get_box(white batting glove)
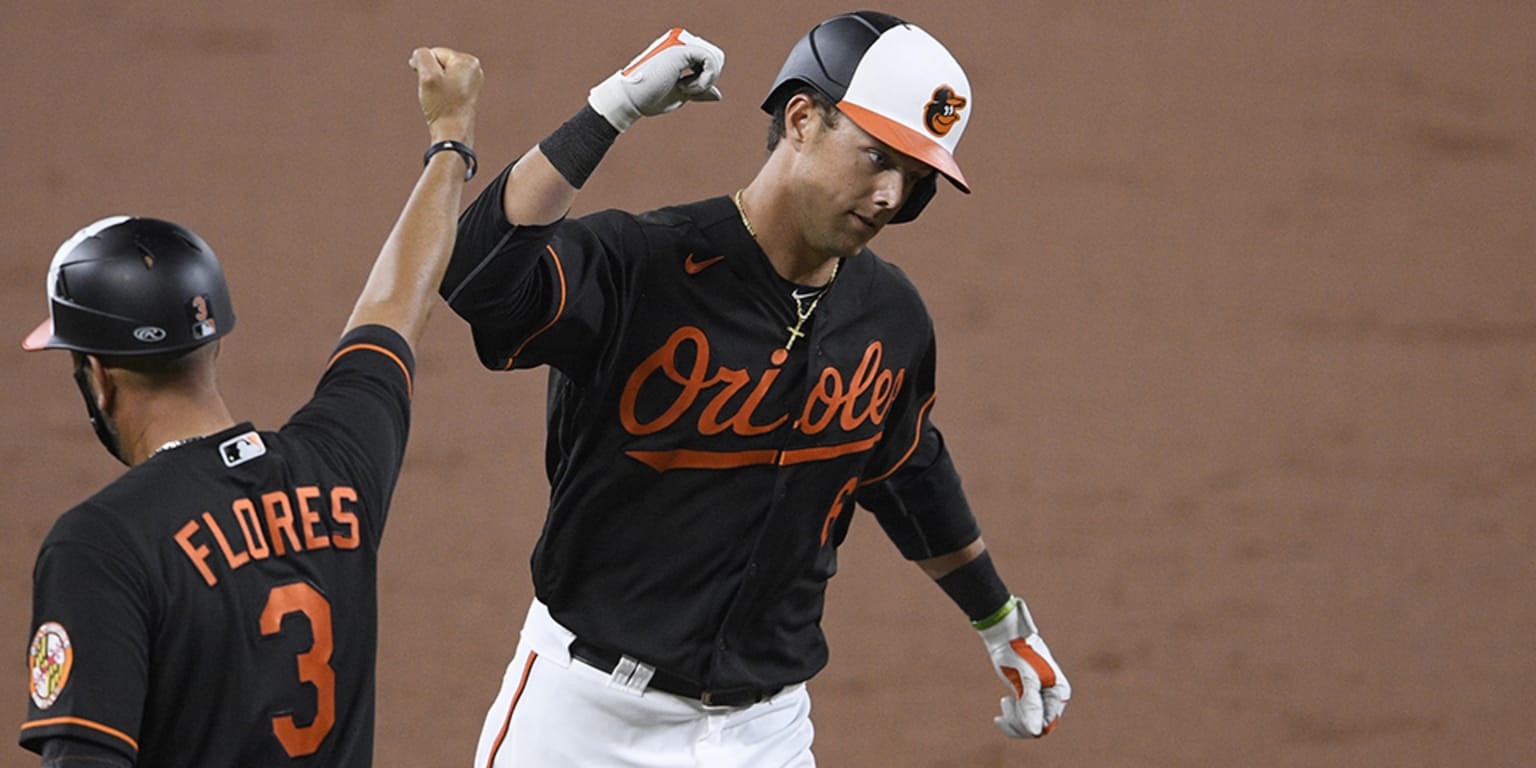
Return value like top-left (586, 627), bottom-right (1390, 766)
top-left (975, 596), bottom-right (1071, 738)
top-left (587, 28), bottom-right (725, 132)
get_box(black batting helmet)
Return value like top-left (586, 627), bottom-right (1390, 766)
top-left (22, 216), bottom-right (236, 356)
top-left (762, 11), bottom-right (973, 223)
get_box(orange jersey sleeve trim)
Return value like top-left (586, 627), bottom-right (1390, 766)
top-left (859, 393), bottom-right (937, 487)
top-left (20, 715), bottom-right (139, 752)
top-left (327, 342), bottom-right (414, 398)
top-left (504, 244), bottom-right (568, 370)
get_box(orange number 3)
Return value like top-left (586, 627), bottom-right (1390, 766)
top-left (259, 582), bottom-right (335, 757)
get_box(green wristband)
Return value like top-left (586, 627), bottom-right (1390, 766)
top-left (969, 596), bottom-right (1017, 631)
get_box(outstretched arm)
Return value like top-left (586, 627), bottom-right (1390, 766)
top-left (501, 28), bottom-right (724, 226)
top-left (344, 46), bottom-right (483, 348)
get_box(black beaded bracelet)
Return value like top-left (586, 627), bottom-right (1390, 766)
top-left (423, 140), bottom-right (477, 181)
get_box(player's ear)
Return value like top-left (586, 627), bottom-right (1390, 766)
top-left (782, 93), bottom-right (821, 148)
top-left (84, 355), bottom-right (117, 414)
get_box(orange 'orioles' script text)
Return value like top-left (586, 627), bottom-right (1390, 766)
top-left (618, 326), bottom-right (905, 472)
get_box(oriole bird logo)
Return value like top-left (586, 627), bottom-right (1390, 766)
top-left (924, 85), bottom-right (967, 137)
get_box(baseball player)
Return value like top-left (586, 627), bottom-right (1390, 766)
top-left (17, 48), bottom-right (481, 767)
top-left (441, 12), bottom-right (1070, 765)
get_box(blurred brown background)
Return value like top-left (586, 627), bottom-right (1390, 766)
top-left (3, 2), bottom-right (1532, 766)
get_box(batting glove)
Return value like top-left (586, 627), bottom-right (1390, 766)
top-left (588, 28), bottom-right (725, 132)
top-left (975, 596), bottom-right (1071, 738)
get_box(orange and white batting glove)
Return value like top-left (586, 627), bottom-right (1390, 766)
top-left (588, 28), bottom-right (725, 132)
top-left (974, 595), bottom-right (1071, 738)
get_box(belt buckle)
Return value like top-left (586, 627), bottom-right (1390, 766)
top-left (699, 687), bottom-right (765, 708)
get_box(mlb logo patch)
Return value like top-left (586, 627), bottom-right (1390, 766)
top-left (221, 431), bottom-right (266, 467)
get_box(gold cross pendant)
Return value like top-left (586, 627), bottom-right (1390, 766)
top-left (784, 322), bottom-right (808, 350)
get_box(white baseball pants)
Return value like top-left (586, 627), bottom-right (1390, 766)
top-left (472, 599), bottom-right (816, 767)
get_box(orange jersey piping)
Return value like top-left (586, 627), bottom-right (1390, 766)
top-left (859, 393), bottom-right (937, 487)
top-left (327, 342), bottom-right (414, 399)
top-left (20, 715), bottom-right (138, 752)
top-left (504, 244), bottom-right (568, 370)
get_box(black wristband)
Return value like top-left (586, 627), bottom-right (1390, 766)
top-left (934, 550), bottom-right (1013, 623)
top-left (538, 105), bottom-right (619, 189)
top-left (424, 140), bottom-right (478, 181)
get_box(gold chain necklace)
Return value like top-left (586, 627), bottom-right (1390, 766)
top-left (733, 188), bottom-right (757, 238)
top-left (784, 259), bottom-right (840, 350)
top-left (733, 189), bottom-right (841, 350)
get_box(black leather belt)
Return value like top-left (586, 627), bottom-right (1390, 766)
top-left (568, 638), bottom-right (780, 707)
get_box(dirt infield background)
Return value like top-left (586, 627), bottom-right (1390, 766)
top-left (3, 2), bottom-right (1533, 766)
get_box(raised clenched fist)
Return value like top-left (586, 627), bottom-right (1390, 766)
top-left (587, 28), bottom-right (725, 132)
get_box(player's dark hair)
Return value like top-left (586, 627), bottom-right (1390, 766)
top-left (71, 343), bottom-right (212, 384)
top-left (765, 87), bottom-right (840, 151)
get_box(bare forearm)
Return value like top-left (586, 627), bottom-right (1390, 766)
top-left (345, 153), bottom-right (469, 346)
top-left (501, 145), bottom-right (581, 226)
top-left (503, 101), bottom-right (624, 226)
top-left (344, 47), bottom-right (480, 348)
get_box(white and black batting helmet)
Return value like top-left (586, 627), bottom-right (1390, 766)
top-left (762, 11), bottom-right (972, 223)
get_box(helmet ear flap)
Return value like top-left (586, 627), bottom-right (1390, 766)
top-left (891, 173), bottom-right (937, 224)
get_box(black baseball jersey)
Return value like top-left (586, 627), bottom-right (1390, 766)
top-left (441, 168), bottom-right (980, 695)
top-left (20, 324), bottom-right (414, 767)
